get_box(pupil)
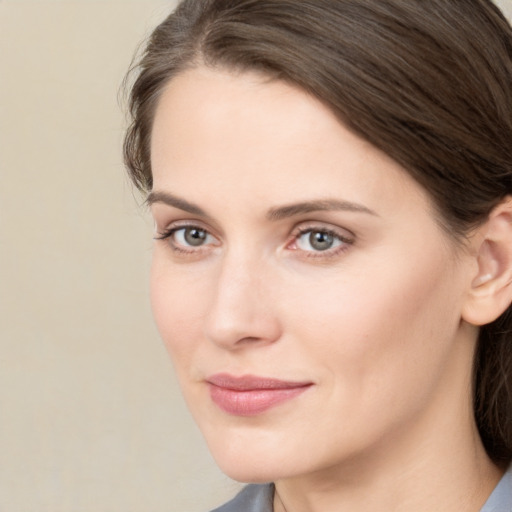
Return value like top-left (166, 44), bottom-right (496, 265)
top-left (310, 231), bottom-right (333, 251)
top-left (185, 228), bottom-right (207, 246)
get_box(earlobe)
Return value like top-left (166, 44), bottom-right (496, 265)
top-left (462, 197), bottom-right (512, 326)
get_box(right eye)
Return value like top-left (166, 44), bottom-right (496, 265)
top-left (174, 227), bottom-right (211, 247)
top-left (155, 225), bottom-right (219, 252)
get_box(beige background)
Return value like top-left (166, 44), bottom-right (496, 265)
top-left (1, 1), bottom-right (512, 511)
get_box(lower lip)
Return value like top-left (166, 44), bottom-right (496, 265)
top-left (208, 384), bottom-right (311, 416)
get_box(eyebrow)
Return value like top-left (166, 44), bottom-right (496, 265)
top-left (147, 190), bottom-right (377, 220)
top-left (146, 191), bottom-right (208, 216)
top-left (266, 199), bottom-right (378, 221)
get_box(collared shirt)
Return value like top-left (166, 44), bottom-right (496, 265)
top-left (481, 466), bottom-right (512, 512)
top-left (211, 466), bottom-right (512, 512)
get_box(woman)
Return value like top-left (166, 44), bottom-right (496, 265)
top-left (124, 1), bottom-right (512, 510)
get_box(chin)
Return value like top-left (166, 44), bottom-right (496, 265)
top-left (201, 427), bottom-right (298, 483)
top-left (219, 464), bottom-right (276, 484)
top-left (213, 453), bottom-right (288, 484)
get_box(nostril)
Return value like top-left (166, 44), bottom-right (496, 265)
top-left (204, 305), bottom-right (282, 349)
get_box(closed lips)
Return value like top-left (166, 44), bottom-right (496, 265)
top-left (206, 374), bottom-right (313, 416)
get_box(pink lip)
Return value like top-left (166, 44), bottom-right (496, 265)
top-left (206, 374), bottom-right (313, 416)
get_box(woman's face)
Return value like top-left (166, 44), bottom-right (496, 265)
top-left (149, 67), bottom-right (478, 482)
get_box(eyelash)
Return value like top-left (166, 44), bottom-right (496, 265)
top-left (154, 224), bottom-right (216, 255)
top-left (154, 223), bottom-right (354, 258)
top-left (291, 226), bottom-right (354, 258)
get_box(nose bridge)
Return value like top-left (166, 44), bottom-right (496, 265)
top-left (204, 245), bottom-right (280, 348)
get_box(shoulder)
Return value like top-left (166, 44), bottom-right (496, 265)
top-left (210, 484), bottom-right (274, 512)
top-left (480, 465), bottom-right (512, 512)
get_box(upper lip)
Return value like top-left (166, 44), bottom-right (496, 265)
top-left (206, 373), bottom-right (313, 391)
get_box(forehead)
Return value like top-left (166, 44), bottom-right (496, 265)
top-left (151, 66), bottom-right (349, 168)
top-left (150, 66), bottom-right (430, 219)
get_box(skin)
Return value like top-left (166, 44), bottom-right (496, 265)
top-left (149, 66), bottom-right (502, 512)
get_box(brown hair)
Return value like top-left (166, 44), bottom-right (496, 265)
top-left (124, 0), bottom-right (512, 463)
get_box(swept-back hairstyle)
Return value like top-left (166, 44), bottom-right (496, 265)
top-left (124, 0), bottom-right (512, 463)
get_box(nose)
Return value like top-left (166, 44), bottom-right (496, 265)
top-left (203, 252), bottom-right (282, 349)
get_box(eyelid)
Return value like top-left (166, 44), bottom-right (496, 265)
top-left (154, 218), bottom-right (216, 238)
top-left (286, 221), bottom-right (355, 257)
top-left (154, 221), bottom-right (221, 254)
top-left (290, 221), bottom-right (355, 241)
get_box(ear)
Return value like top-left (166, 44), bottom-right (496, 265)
top-left (462, 197), bottom-right (512, 326)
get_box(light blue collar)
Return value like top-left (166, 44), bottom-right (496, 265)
top-left (480, 465), bottom-right (512, 512)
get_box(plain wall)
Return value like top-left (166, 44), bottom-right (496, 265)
top-left (0, 2), bottom-right (238, 511)
top-left (1, 1), bottom-right (512, 511)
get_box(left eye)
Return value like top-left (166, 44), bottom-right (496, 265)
top-left (295, 230), bottom-right (344, 252)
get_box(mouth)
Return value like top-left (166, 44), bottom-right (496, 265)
top-left (206, 373), bottom-right (313, 416)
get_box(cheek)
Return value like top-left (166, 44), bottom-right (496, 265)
top-left (284, 249), bottom-right (464, 412)
top-left (150, 255), bottom-right (207, 366)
